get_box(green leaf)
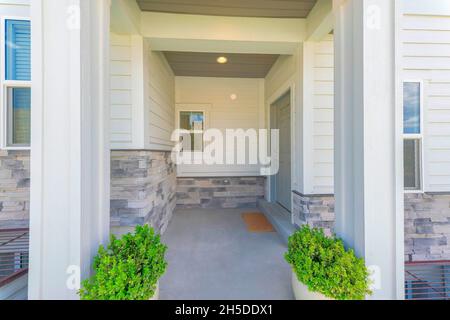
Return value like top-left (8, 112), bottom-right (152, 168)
top-left (79, 225), bottom-right (168, 300)
top-left (285, 225), bottom-right (372, 300)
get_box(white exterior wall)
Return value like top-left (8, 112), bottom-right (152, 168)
top-left (309, 8), bottom-right (450, 196)
top-left (264, 40), bottom-right (335, 196)
top-left (312, 35), bottom-right (334, 194)
top-left (175, 76), bottom-right (265, 177)
top-left (109, 35), bottom-right (175, 151)
top-left (401, 9), bottom-right (450, 192)
top-left (144, 42), bottom-right (175, 151)
top-left (110, 33), bottom-right (133, 148)
top-left (0, 0), bottom-right (28, 16)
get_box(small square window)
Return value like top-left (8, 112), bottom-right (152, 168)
top-left (180, 111), bottom-right (204, 131)
top-left (179, 111), bottom-right (204, 152)
top-left (6, 87), bottom-right (31, 147)
top-left (404, 139), bottom-right (421, 191)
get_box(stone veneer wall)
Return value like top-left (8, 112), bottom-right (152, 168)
top-left (176, 177), bottom-right (266, 209)
top-left (293, 191), bottom-right (450, 262)
top-left (292, 192), bottom-right (335, 237)
top-left (405, 193), bottom-right (450, 262)
top-left (110, 151), bottom-right (176, 234)
top-left (0, 150), bottom-right (30, 229)
top-left (2, 148), bottom-right (449, 262)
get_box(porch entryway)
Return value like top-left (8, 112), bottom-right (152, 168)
top-left (160, 208), bottom-right (294, 300)
top-left (25, 0), bottom-right (407, 300)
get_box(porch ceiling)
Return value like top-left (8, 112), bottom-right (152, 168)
top-left (163, 51), bottom-right (279, 78)
top-left (137, 0), bottom-right (318, 18)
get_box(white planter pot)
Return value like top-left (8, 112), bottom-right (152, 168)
top-left (292, 272), bottom-right (333, 300)
top-left (149, 282), bottom-right (159, 300)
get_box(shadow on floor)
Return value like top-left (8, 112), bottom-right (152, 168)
top-left (160, 208), bottom-right (294, 300)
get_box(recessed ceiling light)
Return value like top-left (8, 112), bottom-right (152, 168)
top-left (230, 94), bottom-right (237, 101)
top-left (217, 56), bottom-right (228, 64)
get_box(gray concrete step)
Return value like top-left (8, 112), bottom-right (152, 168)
top-left (258, 200), bottom-right (297, 246)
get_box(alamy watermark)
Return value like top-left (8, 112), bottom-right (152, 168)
top-left (171, 128), bottom-right (280, 176)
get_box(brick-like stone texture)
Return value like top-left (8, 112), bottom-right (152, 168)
top-left (293, 192), bottom-right (450, 262)
top-left (177, 177), bottom-right (266, 209)
top-left (0, 150), bottom-right (30, 229)
top-left (1, 147), bottom-right (449, 263)
top-left (292, 192), bottom-right (335, 237)
top-left (111, 151), bottom-right (176, 234)
top-left (405, 193), bottom-right (450, 262)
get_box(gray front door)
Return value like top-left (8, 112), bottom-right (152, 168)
top-left (274, 94), bottom-right (291, 211)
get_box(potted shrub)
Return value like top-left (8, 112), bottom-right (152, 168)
top-left (285, 225), bottom-right (372, 300)
top-left (79, 225), bottom-right (167, 300)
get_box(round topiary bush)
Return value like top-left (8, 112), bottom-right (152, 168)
top-left (285, 225), bottom-right (372, 300)
top-left (79, 225), bottom-right (167, 300)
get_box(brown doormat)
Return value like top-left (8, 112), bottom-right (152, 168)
top-left (242, 212), bottom-right (275, 233)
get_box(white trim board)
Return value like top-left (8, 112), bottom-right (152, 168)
top-left (403, 0), bottom-right (450, 16)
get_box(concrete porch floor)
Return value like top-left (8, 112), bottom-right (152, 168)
top-left (160, 208), bottom-right (294, 300)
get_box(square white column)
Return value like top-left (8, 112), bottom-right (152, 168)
top-left (28, 0), bottom-right (111, 300)
top-left (333, 0), bottom-right (405, 300)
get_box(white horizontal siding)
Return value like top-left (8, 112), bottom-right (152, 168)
top-left (176, 77), bottom-right (262, 131)
top-left (110, 33), bottom-right (133, 148)
top-left (145, 43), bottom-right (175, 151)
top-left (175, 77), bottom-right (264, 177)
top-left (0, 1), bottom-right (29, 17)
top-left (403, 0), bottom-right (450, 17)
top-left (402, 13), bottom-right (450, 192)
top-left (313, 35), bottom-right (334, 194)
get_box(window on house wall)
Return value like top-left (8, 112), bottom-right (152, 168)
top-left (179, 111), bottom-right (204, 152)
top-left (2, 19), bottom-right (31, 148)
top-left (403, 81), bottom-right (423, 191)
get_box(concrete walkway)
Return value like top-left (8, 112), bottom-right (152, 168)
top-left (160, 208), bottom-right (294, 300)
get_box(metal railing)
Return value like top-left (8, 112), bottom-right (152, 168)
top-left (0, 229), bottom-right (29, 288)
top-left (405, 260), bottom-right (450, 300)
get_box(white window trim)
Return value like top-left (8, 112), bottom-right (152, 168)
top-left (175, 104), bottom-right (211, 159)
top-left (0, 16), bottom-right (31, 151)
top-left (403, 79), bottom-right (425, 194)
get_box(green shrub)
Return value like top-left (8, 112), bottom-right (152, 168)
top-left (79, 225), bottom-right (167, 300)
top-left (285, 225), bottom-right (372, 300)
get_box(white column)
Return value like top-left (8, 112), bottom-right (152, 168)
top-left (333, 0), bottom-right (404, 299)
top-left (28, 0), bottom-right (111, 300)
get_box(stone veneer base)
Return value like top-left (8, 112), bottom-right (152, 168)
top-left (405, 193), bottom-right (450, 262)
top-left (176, 177), bottom-right (266, 209)
top-left (110, 150), bottom-right (176, 234)
top-left (0, 150), bottom-right (30, 229)
top-left (1, 148), bottom-right (449, 262)
top-left (293, 191), bottom-right (450, 262)
top-left (292, 192), bottom-right (335, 237)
